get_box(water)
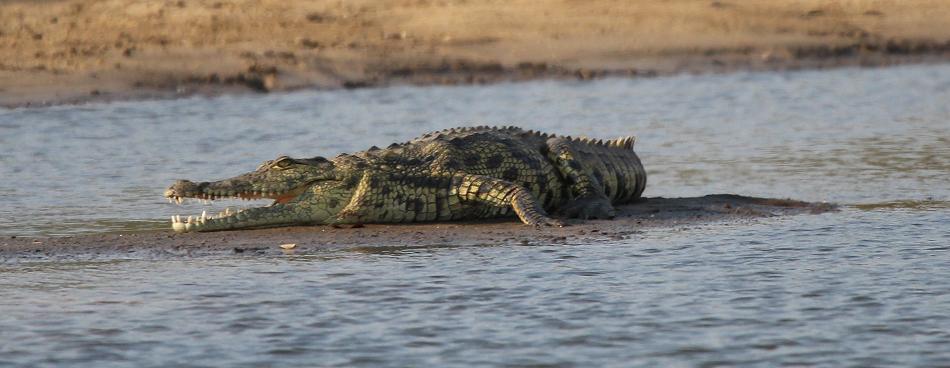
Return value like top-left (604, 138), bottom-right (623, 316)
top-left (1, 64), bottom-right (949, 366)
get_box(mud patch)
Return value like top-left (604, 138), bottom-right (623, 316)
top-left (0, 195), bottom-right (837, 262)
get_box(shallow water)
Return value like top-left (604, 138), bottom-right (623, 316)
top-left (1, 64), bottom-right (950, 366)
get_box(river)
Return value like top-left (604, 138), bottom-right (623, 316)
top-left (1, 64), bottom-right (948, 366)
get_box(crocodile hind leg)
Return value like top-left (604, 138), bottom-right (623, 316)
top-left (545, 137), bottom-right (616, 219)
top-left (453, 174), bottom-right (564, 227)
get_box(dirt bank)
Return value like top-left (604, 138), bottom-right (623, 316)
top-left (0, 195), bottom-right (836, 262)
top-left (2, 0), bottom-right (950, 108)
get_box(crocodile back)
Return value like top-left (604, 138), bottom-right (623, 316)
top-left (394, 125), bottom-right (646, 206)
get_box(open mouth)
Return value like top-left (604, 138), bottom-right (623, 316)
top-left (164, 185), bottom-right (309, 230)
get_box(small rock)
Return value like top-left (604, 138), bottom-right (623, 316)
top-left (261, 73), bottom-right (278, 91)
top-left (342, 80), bottom-right (371, 89)
top-left (305, 12), bottom-right (335, 23)
top-left (802, 9), bottom-right (824, 18)
top-left (297, 38), bottom-right (322, 49)
top-left (385, 31), bottom-right (407, 40)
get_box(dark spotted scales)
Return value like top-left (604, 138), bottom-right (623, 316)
top-left (335, 125), bottom-right (647, 226)
top-left (165, 125), bottom-right (646, 232)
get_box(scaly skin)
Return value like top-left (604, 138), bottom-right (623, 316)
top-left (164, 126), bottom-right (647, 232)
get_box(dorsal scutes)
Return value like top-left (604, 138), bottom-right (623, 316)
top-left (570, 135), bottom-right (631, 148)
top-left (565, 135), bottom-right (637, 149)
top-left (403, 126), bottom-right (635, 151)
top-left (611, 136), bottom-right (635, 149)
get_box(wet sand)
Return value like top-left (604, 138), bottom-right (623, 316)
top-left (3, 0), bottom-right (950, 108)
top-left (0, 195), bottom-right (836, 262)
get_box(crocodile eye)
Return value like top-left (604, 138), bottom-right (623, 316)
top-left (272, 157), bottom-right (294, 169)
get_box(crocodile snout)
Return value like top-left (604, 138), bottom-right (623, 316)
top-left (164, 180), bottom-right (203, 198)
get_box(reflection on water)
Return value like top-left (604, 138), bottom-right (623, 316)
top-left (852, 199), bottom-right (950, 211)
top-left (1, 64), bottom-right (948, 236)
top-left (1, 64), bottom-right (950, 366)
top-left (348, 243), bottom-right (499, 255)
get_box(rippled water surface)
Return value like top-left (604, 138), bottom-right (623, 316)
top-left (2, 64), bottom-right (950, 366)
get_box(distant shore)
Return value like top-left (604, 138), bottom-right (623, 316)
top-left (2, 0), bottom-right (950, 108)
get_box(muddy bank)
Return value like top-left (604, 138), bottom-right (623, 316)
top-left (2, 0), bottom-right (950, 108)
top-left (0, 195), bottom-right (836, 262)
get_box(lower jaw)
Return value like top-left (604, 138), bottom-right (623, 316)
top-left (171, 217), bottom-right (262, 233)
top-left (171, 215), bottom-right (234, 232)
top-left (170, 207), bottom-right (311, 232)
top-left (170, 205), bottom-right (272, 232)
top-left (168, 192), bottom-right (301, 232)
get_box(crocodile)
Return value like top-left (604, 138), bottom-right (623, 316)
top-left (163, 126), bottom-right (647, 232)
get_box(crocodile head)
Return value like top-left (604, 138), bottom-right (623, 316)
top-left (164, 155), bottom-right (351, 232)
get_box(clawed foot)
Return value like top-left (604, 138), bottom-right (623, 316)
top-left (541, 217), bottom-right (567, 228)
top-left (331, 208), bottom-right (364, 227)
top-left (525, 215), bottom-right (567, 228)
top-left (331, 223), bottom-right (364, 229)
top-left (558, 196), bottom-right (616, 220)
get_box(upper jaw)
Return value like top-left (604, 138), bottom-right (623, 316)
top-left (164, 179), bottom-right (298, 203)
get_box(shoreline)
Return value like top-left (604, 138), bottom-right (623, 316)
top-left (6, 53), bottom-right (950, 109)
top-left (3, 0), bottom-right (950, 108)
top-left (0, 195), bottom-right (837, 262)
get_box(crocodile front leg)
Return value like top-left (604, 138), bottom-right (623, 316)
top-left (333, 170), bottom-right (375, 225)
top-left (453, 173), bottom-right (564, 227)
top-left (333, 170), bottom-right (457, 224)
